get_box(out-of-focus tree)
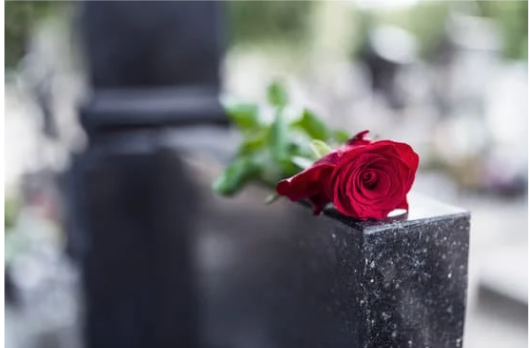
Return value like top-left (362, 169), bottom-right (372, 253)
top-left (370, 1), bottom-right (451, 59)
top-left (349, 0), bottom-right (528, 61)
top-left (5, 0), bottom-right (64, 69)
top-left (227, 1), bottom-right (315, 50)
top-left (406, 1), bottom-right (451, 59)
top-left (5, 197), bottom-right (19, 230)
top-left (477, 0), bottom-right (528, 60)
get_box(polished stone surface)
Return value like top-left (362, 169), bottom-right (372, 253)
top-left (192, 161), bottom-right (471, 348)
top-left (344, 195), bottom-right (469, 348)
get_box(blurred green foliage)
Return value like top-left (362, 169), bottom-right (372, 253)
top-left (5, 0), bottom-right (63, 69)
top-left (5, 197), bottom-right (20, 231)
top-left (5, 1), bottom-right (527, 70)
top-left (361, 1), bottom-right (527, 61)
top-left (213, 81), bottom-right (349, 197)
top-left (227, 0), bottom-right (527, 61)
top-left (478, 0), bottom-right (528, 60)
top-left (349, 2), bottom-right (450, 62)
top-left (392, 1), bottom-right (451, 59)
top-left (226, 1), bottom-right (314, 49)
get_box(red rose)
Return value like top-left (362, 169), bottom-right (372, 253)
top-left (276, 131), bottom-right (419, 220)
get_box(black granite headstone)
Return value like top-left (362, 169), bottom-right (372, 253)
top-left (325, 195), bottom-right (469, 348)
top-left (72, 2), bottom-right (225, 348)
top-left (192, 169), bottom-right (470, 348)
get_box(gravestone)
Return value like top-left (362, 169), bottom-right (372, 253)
top-left (73, 2), bottom-right (225, 348)
top-left (191, 163), bottom-right (470, 348)
top-left (71, 1), bottom-right (470, 348)
top-left (78, 1), bottom-right (223, 89)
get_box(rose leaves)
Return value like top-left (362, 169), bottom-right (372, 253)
top-left (214, 80), bottom-right (420, 221)
top-left (214, 80), bottom-right (349, 196)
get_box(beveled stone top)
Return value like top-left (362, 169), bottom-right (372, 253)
top-left (323, 192), bottom-right (470, 233)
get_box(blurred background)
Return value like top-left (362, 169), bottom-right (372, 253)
top-left (4, 1), bottom-right (528, 348)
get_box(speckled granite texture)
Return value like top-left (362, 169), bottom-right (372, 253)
top-left (325, 194), bottom-right (470, 348)
top-left (200, 185), bottom-right (470, 348)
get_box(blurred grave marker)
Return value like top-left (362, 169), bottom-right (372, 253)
top-left (74, 2), bottom-right (225, 348)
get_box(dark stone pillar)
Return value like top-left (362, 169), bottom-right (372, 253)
top-left (78, 0), bottom-right (223, 88)
top-left (72, 2), bottom-right (226, 348)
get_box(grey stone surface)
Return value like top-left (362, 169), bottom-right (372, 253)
top-left (325, 194), bottom-right (469, 348)
top-left (194, 158), bottom-right (470, 348)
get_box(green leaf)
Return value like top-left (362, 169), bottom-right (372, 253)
top-left (237, 129), bottom-right (268, 156)
top-left (332, 129), bottom-right (351, 144)
top-left (309, 140), bottom-right (332, 160)
top-left (267, 80), bottom-right (288, 107)
top-left (289, 136), bottom-right (315, 160)
top-left (268, 109), bottom-right (290, 162)
top-left (254, 150), bottom-right (285, 185)
top-left (223, 101), bottom-right (261, 130)
top-left (279, 158), bottom-right (299, 177)
top-left (294, 109), bottom-right (329, 141)
top-left (212, 157), bottom-right (259, 196)
top-left (291, 156), bottom-right (314, 170)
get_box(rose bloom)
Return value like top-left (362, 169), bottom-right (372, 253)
top-left (276, 131), bottom-right (419, 220)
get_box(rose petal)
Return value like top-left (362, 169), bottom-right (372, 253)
top-left (347, 130), bottom-right (372, 147)
top-left (278, 132), bottom-right (418, 221)
top-left (309, 192), bottom-right (331, 215)
top-left (397, 198), bottom-right (409, 210)
top-left (276, 164), bottom-right (334, 201)
top-left (391, 142), bottom-right (420, 173)
top-left (314, 150), bottom-right (343, 166)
